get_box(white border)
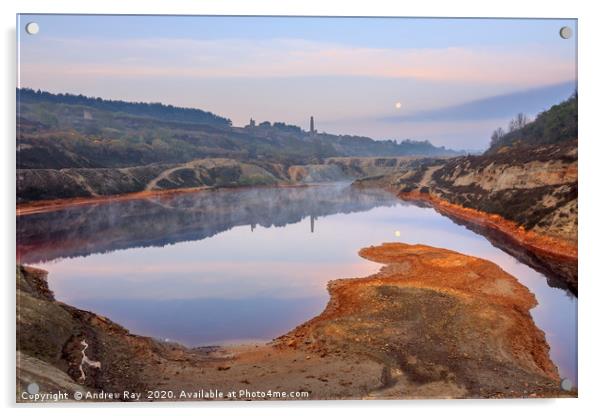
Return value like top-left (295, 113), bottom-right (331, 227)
top-left (2, 1), bottom-right (601, 415)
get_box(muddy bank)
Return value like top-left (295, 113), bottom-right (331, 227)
top-left (276, 243), bottom-right (568, 398)
top-left (17, 156), bottom-right (422, 207)
top-left (17, 243), bottom-right (572, 401)
top-left (16, 157), bottom-right (425, 217)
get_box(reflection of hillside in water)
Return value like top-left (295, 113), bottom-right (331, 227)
top-left (18, 184), bottom-right (400, 264)
top-left (443, 213), bottom-right (577, 296)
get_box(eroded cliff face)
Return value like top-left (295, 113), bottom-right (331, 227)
top-left (354, 141), bottom-right (577, 292)
top-left (428, 141), bottom-right (577, 243)
top-left (17, 158), bottom-right (286, 203)
top-left (286, 157), bottom-right (420, 183)
top-left (17, 156), bottom-right (430, 204)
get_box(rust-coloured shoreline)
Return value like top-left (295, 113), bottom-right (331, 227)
top-left (397, 190), bottom-right (577, 262)
top-left (16, 187), bottom-right (211, 216)
top-left (16, 183), bottom-right (312, 217)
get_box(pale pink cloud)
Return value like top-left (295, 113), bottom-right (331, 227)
top-left (20, 37), bottom-right (574, 87)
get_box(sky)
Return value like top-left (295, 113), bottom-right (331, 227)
top-left (17, 15), bottom-right (577, 150)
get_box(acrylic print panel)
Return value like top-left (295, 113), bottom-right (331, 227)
top-left (16, 15), bottom-right (577, 402)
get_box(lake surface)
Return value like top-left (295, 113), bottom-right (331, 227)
top-left (17, 183), bottom-right (577, 384)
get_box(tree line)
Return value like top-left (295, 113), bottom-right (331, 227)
top-left (17, 88), bottom-right (232, 127)
top-left (488, 92), bottom-right (577, 151)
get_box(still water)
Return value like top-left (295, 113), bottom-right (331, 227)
top-left (17, 183), bottom-right (577, 383)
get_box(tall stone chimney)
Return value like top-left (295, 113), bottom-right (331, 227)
top-left (310, 116), bottom-right (315, 134)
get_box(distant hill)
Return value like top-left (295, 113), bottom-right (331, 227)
top-left (487, 93), bottom-right (577, 154)
top-left (18, 88), bottom-right (232, 127)
top-left (17, 88), bottom-right (460, 169)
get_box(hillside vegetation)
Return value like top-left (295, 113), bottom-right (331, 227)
top-left (488, 93), bottom-right (577, 153)
top-left (17, 89), bottom-right (459, 170)
top-left (18, 88), bottom-right (232, 126)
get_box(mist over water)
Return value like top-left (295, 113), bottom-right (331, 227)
top-left (17, 183), bottom-right (577, 384)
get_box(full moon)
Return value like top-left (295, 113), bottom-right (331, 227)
top-left (395, 102), bottom-right (402, 109)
